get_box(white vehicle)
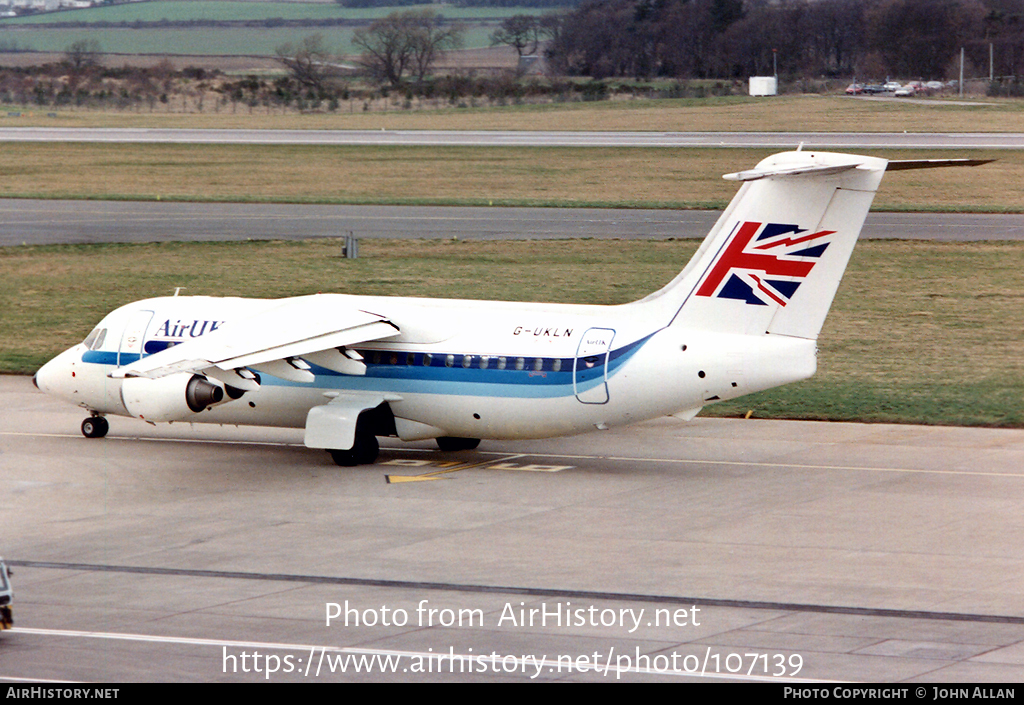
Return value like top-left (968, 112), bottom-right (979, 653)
top-left (882, 81), bottom-right (902, 91)
top-left (33, 151), bottom-right (990, 466)
top-left (0, 558), bottom-right (12, 630)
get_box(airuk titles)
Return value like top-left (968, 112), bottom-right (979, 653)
top-left (153, 319), bottom-right (225, 339)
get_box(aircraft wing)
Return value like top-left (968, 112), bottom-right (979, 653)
top-left (111, 295), bottom-right (400, 385)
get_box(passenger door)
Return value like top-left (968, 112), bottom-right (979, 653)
top-left (118, 310), bottom-right (154, 367)
top-left (574, 328), bottom-right (614, 404)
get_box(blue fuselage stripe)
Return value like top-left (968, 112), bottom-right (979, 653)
top-left (81, 334), bottom-right (654, 399)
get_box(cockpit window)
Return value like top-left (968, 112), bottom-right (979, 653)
top-left (82, 328), bottom-right (106, 350)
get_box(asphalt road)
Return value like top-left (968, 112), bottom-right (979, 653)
top-left (3, 376), bottom-right (1024, 682)
top-left (3, 200), bottom-right (1023, 246)
top-left (1, 128), bottom-right (1023, 149)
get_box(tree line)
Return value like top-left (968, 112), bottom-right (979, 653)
top-left (544, 0), bottom-right (1024, 82)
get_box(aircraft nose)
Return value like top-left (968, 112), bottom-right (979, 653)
top-left (34, 349), bottom-right (76, 397)
top-left (34, 358), bottom-right (56, 394)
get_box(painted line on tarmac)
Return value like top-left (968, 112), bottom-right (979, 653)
top-left (601, 454), bottom-right (1024, 479)
top-left (4, 430), bottom-right (1022, 478)
top-left (11, 559), bottom-right (1024, 627)
top-left (7, 627), bottom-right (819, 682)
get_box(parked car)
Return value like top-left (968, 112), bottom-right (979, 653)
top-left (862, 84), bottom-right (885, 94)
top-left (845, 83), bottom-right (865, 95)
top-left (925, 80), bottom-right (944, 90)
top-left (894, 85), bottom-right (915, 97)
top-left (882, 81), bottom-right (902, 92)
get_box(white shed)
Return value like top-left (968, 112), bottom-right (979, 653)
top-left (749, 76), bottom-right (778, 96)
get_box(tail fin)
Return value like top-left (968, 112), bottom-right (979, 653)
top-left (638, 150), bottom-right (888, 340)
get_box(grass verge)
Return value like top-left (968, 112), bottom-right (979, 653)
top-left (4, 238), bottom-right (1023, 427)
top-left (2, 95), bottom-right (1023, 133)
top-left (0, 144), bottom-right (1019, 212)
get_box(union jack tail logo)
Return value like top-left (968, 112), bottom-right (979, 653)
top-left (695, 221), bottom-right (835, 307)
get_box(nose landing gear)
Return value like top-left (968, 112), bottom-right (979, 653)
top-left (81, 416), bottom-right (109, 439)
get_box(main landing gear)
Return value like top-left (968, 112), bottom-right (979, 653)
top-left (436, 437), bottom-right (481, 452)
top-left (328, 435), bottom-right (483, 466)
top-left (81, 416), bottom-right (109, 439)
top-left (329, 433), bottom-right (380, 467)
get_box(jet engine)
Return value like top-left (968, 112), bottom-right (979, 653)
top-left (120, 373), bottom-right (225, 422)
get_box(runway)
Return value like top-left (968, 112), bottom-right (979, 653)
top-left (3, 375), bottom-right (1024, 682)
top-left (1, 128), bottom-right (1023, 149)
top-left (3, 199), bottom-right (1024, 246)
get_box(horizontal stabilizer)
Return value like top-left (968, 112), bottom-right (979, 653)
top-left (886, 158), bottom-right (995, 171)
top-left (723, 163), bottom-right (862, 182)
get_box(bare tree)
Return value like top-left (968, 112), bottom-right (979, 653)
top-left (490, 15), bottom-right (541, 58)
top-left (63, 40), bottom-right (102, 72)
top-left (354, 10), bottom-right (463, 86)
top-left (410, 11), bottom-right (463, 82)
top-left (275, 34), bottom-right (333, 94)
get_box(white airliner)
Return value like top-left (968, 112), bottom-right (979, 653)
top-left (33, 150), bottom-right (988, 465)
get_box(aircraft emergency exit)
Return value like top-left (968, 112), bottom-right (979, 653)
top-left (33, 150), bottom-right (989, 465)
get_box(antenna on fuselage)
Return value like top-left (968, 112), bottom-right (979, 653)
top-left (173, 287), bottom-right (186, 297)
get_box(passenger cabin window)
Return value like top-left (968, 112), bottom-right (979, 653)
top-left (533, 358), bottom-right (544, 372)
top-left (552, 359), bottom-right (562, 372)
top-left (515, 357), bottom-right (526, 371)
top-left (462, 355), bottom-right (473, 368)
top-left (480, 356), bottom-right (490, 369)
top-left (423, 353), bottom-right (432, 366)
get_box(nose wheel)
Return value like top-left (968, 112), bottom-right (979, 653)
top-left (81, 416), bottom-right (109, 439)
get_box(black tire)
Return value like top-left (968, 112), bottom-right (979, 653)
top-left (329, 434), bottom-right (379, 466)
top-left (81, 416), bottom-right (109, 439)
top-left (436, 437), bottom-right (480, 452)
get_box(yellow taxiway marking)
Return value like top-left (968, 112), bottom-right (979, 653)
top-left (384, 454), bottom-right (531, 483)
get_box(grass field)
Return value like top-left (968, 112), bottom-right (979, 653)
top-left (0, 24), bottom-right (497, 56)
top-left (0, 1), bottom-right (534, 55)
top-left (0, 144), bottom-right (1017, 212)
top-left (0, 1), bottom-right (543, 24)
top-left (2, 94), bottom-right (1022, 135)
top-left (0, 92), bottom-right (1020, 427)
top-left (4, 238), bottom-right (1023, 427)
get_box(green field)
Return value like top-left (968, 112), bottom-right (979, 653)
top-left (0, 24), bottom-right (495, 55)
top-left (0, 1), bottom-right (536, 55)
top-left (4, 238), bottom-right (1023, 427)
top-left (0, 1), bottom-right (544, 24)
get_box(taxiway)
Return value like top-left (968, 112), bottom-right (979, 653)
top-left (3, 200), bottom-right (1023, 246)
top-left (3, 376), bottom-right (1024, 682)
